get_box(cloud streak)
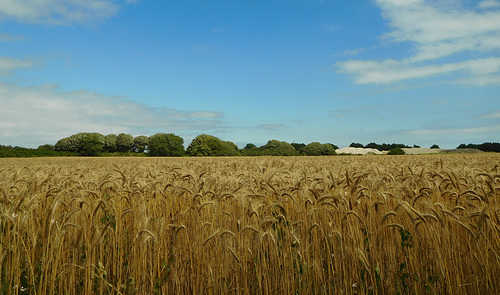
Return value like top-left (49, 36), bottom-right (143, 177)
top-left (0, 56), bottom-right (34, 76)
top-left (0, 82), bottom-right (224, 147)
top-left (338, 57), bottom-right (500, 84)
top-left (0, 32), bottom-right (24, 42)
top-left (257, 124), bottom-right (284, 131)
top-left (406, 124), bottom-right (500, 136)
top-left (337, 0), bottom-right (500, 84)
top-left (0, 0), bottom-right (131, 25)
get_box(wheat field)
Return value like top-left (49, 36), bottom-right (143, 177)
top-left (1, 154), bottom-right (499, 294)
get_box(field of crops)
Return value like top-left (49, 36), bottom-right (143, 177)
top-left (1, 154), bottom-right (499, 294)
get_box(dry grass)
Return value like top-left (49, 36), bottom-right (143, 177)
top-left (1, 154), bottom-right (499, 294)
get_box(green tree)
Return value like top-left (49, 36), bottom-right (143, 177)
top-left (303, 142), bottom-right (337, 156)
top-left (291, 143), bottom-right (306, 154)
top-left (148, 133), bottom-right (184, 156)
top-left (55, 133), bottom-right (86, 152)
top-left (134, 135), bottom-right (149, 153)
top-left (388, 148), bottom-right (405, 155)
top-left (103, 134), bottom-right (117, 152)
top-left (186, 134), bottom-right (238, 156)
top-left (80, 133), bottom-right (105, 156)
top-left (261, 140), bottom-right (296, 156)
top-left (241, 143), bottom-right (261, 156)
top-left (327, 143), bottom-right (339, 150)
top-left (303, 142), bottom-right (323, 156)
top-left (244, 143), bottom-right (256, 150)
top-left (221, 140), bottom-right (240, 156)
top-left (37, 144), bottom-right (54, 151)
top-left (116, 133), bottom-right (134, 153)
top-left (350, 142), bottom-right (364, 148)
top-left (187, 134), bottom-right (222, 156)
top-left (430, 144), bottom-right (440, 149)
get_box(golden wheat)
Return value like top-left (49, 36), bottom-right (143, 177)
top-left (0, 154), bottom-right (499, 294)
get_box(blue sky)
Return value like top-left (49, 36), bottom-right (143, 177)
top-left (0, 0), bottom-right (499, 149)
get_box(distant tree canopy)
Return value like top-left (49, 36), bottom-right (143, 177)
top-left (53, 132), bottom-right (335, 157)
top-left (116, 133), bottom-right (134, 153)
top-left (80, 133), bottom-right (105, 156)
top-left (457, 142), bottom-right (500, 153)
top-left (0, 144), bottom-right (76, 157)
top-left (365, 142), bottom-right (411, 151)
top-left (148, 133), bottom-right (184, 156)
top-left (349, 142), bottom-right (413, 151)
top-left (244, 143), bottom-right (256, 150)
top-left (303, 142), bottom-right (337, 156)
top-left (55, 132), bottom-right (143, 156)
top-left (241, 143), bottom-right (261, 156)
top-left (103, 134), bottom-right (117, 152)
top-left (291, 143), bottom-right (306, 152)
top-left (186, 134), bottom-right (239, 156)
top-left (55, 133), bottom-right (88, 152)
top-left (261, 140), bottom-right (296, 156)
top-left (133, 135), bottom-right (149, 153)
top-left (388, 147), bottom-right (405, 155)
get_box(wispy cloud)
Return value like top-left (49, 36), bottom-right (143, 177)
top-left (329, 108), bottom-right (353, 118)
top-left (0, 32), bottom-right (24, 42)
top-left (338, 57), bottom-right (500, 84)
top-left (406, 124), bottom-right (500, 136)
top-left (0, 82), bottom-right (224, 147)
top-left (0, 56), bottom-right (35, 76)
top-left (337, 0), bottom-right (500, 85)
top-left (339, 47), bottom-right (374, 56)
top-left (257, 124), bottom-right (283, 131)
top-left (0, 0), bottom-right (131, 25)
top-left (482, 110), bottom-right (500, 119)
top-left (478, 0), bottom-right (500, 9)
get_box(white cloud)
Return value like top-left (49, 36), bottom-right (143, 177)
top-left (378, 0), bottom-right (500, 61)
top-left (337, 0), bottom-right (500, 84)
top-left (0, 56), bottom-right (34, 75)
top-left (479, 0), bottom-right (500, 9)
top-left (339, 57), bottom-right (500, 84)
top-left (483, 110), bottom-right (500, 119)
top-left (0, 0), bottom-right (131, 25)
top-left (0, 82), bottom-right (223, 147)
top-left (340, 47), bottom-right (374, 56)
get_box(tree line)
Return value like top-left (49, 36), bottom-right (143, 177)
top-left (0, 132), bottom-right (498, 157)
top-left (0, 132), bottom-right (338, 157)
top-left (51, 132), bottom-right (340, 157)
top-left (456, 143), bottom-right (500, 153)
top-left (349, 142), bottom-right (419, 150)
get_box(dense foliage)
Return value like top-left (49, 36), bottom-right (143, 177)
top-left (0, 145), bottom-right (77, 157)
top-left (387, 147), bottom-right (406, 155)
top-left (186, 134), bottom-right (239, 157)
top-left (358, 142), bottom-right (413, 151)
top-left (457, 142), bottom-right (500, 153)
top-left (148, 133), bottom-right (184, 157)
top-left (303, 142), bottom-right (337, 156)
